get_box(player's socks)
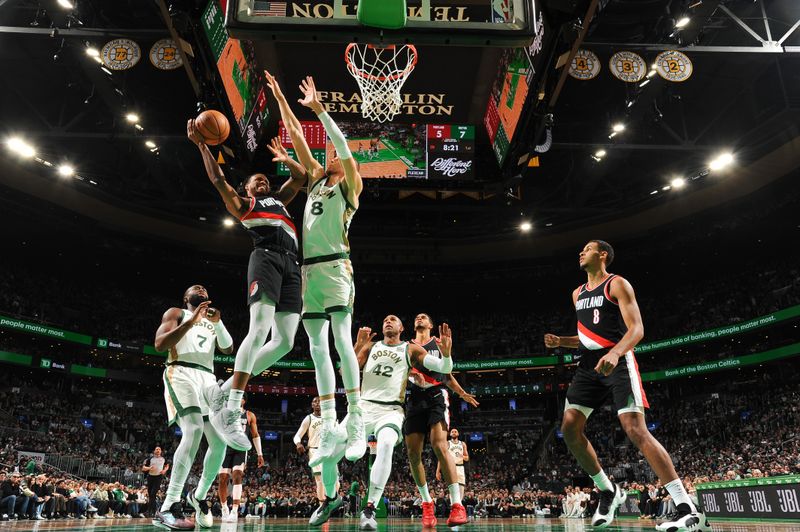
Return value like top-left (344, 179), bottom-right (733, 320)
top-left (417, 483), bottom-right (433, 503)
top-left (664, 478), bottom-right (697, 512)
top-left (448, 483), bottom-right (462, 505)
top-left (591, 469), bottom-right (614, 492)
top-left (226, 389), bottom-right (244, 411)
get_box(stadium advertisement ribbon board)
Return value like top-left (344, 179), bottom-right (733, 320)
top-left (0, 315), bottom-right (92, 345)
top-left (636, 305), bottom-right (800, 353)
top-left (697, 475), bottom-right (800, 520)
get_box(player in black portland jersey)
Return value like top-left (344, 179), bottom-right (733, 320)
top-left (218, 394), bottom-right (262, 522)
top-left (545, 241), bottom-right (708, 532)
top-left (403, 313), bottom-right (473, 528)
top-left (189, 121), bottom-right (307, 452)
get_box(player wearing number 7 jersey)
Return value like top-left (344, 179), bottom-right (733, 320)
top-left (544, 240), bottom-right (709, 532)
top-left (264, 70), bottom-right (366, 466)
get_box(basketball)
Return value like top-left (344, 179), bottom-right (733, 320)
top-left (194, 110), bottom-right (230, 146)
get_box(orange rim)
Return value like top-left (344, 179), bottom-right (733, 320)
top-left (345, 43), bottom-right (417, 82)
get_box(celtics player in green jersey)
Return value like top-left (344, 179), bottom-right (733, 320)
top-left (153, 285), bottom-right (232, 530)
top-left (264, 71), bottom-right (366, 465)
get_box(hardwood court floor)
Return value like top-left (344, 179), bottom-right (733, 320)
top-left (1, 516), bottom-right (797, 531)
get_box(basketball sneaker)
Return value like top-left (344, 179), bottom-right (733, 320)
top-left (187, 490), bottom-right (212, 528)
top-left (211, 406), bottom-right (251, 451)
top-left (154, 502), bottom-right (195, 530)
top-left (421, 501), bottom-right (437, 528)
top-left (308, 494), bottom-right (343, 526)
top-left (592, 482), bottom-right (626, 528)
top-left (447, 503), bottom-right (468, 527)
top-left (310, 420), bottom-right (339, 467)
top-left (345, 410), bottom-right (367, 461)
top-left (205, 380), bottom-right (225, 413)
top-left (656, 504), bottom-right (703, 532)
top-left (359, 502), bottom-right (377, 531)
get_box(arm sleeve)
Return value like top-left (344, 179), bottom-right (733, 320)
top-left (214, 320), bottom-right (234, 350)
top-left (253, 435), bottom-right (263, 456)
top-left (293, 415), bottom-right (310, 445)
top-left (317, 112), bottom-right (352, 160)
top-left (422, 353), bottom-right (453, 374)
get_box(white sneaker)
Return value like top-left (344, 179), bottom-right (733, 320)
top-left (345, 410), bottom-right (367, 462)
top-left (187, 490), bottom-right (213, 528)
top-left (222, 511), bottom-right (238, 523)
top-left (310, 420), bottom-right (338, 467)
top-left (205, 381), bottom-right (226, 413)
top-left (359, 503), bottom-right (377, 531)
top-left (656, 507), bottom-right (703, 532)
top-left (592, 483), bottom-right (626, 528)
top-left (221, 505), bottom-right (229, 519)
top-left (211, 406), bottom-right (252, 451)
top-left (245, 514), bottom-right (258, 519)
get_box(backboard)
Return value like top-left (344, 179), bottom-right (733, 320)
top-left (225, 0), bottom-right (539, 47)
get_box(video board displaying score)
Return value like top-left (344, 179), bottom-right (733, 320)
top-left (277, 122), bottom-right (474, 180)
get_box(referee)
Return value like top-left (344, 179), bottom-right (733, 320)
top-left (142, 446), bottom-right (169, 518)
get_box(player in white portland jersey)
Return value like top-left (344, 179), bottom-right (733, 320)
top-left (438, 428), bottom-right (469, 499)
top-left (309, 316), bottom-right (457, 530)
top-left (264, 71), bottom-right (366, 466)
top-left (294, 397), bottom-right (336, 505)
top-left (153, 285), bottom-right (233, 530)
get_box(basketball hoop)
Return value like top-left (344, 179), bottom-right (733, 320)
top-left (345, 43), bottom-right (418, 123)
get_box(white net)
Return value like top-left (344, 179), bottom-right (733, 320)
top-left (345, 43), bottom-right (418, 123)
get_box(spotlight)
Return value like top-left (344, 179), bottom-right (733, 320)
top-left (650, 190), bottom-right (658, 195)
top-left (670, 177), bottom-right (686, 189)
top-left (223, 218), bottom-right (235, 227)
top-left (6, 137), bottom-right (36, 158)
top-left (639, 79), bottom-right (651, 88)
top-left (57, 0), bottom-right (74, 8)
top-left (662, 185), bottom-right (671, 191)
top-left (58, 164), bottom-right (75, 177)
top-left (626, 101), bottom-right (634, 108)
top-left (86, 47), bottom-right (100, 57)
top-left (134, 124), bottom-right (144, 131)
top-left (520, 221), bottom-right (532, 232)
top-left (145, 140), bottom-right (156, 148)
top-left (594, 149), bottom-right (606, 158)
top-left (647, 69), bottom-right (657, 79)
top-left (126, 113), bottom-right (140, 123)
top-left (709, 152), bottom-right (734, 171)
top-left (675, 16), bottom-right (690, 28)
top-left (612, 123), bottom-right (625, 133)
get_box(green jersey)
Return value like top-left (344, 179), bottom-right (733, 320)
top-left (302, 177), bottom-right (356, 261)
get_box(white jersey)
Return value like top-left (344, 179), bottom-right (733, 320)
top-left (362, 341), bottom-right (411, 405)
top-left (167, 309), bottom-right (217, 371)
top-left (448, 439), bottom-right (465, 465)
top-left (294, 413), bottom-right (323, 448)
top-left (303, 177), bottom-right (356, 261)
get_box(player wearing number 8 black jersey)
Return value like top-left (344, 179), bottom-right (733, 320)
top-left (545, 240), bottom-right (708, 531)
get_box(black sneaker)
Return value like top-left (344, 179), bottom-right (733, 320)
top-left (591, 483), bottom-right (626, 529)
top-left (656, 503), bottom-right (703, 532)
top-left (308, 494), bottom-right (343, 526)
top-left (155, 502), bottom-right (195, 530)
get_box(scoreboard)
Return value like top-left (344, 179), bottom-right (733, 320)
top-left (427, 124), bottom-right (475, 179)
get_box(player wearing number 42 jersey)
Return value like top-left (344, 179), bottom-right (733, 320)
top-left (545, 240), bottom-right (710, 532)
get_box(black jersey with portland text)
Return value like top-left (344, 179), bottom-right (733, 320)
top-left (575, 274), bottom-right (626, 360)
top-left (408, 337), bottom-right (447, 401)
top-left (239, 196), bottom-right (298, 254)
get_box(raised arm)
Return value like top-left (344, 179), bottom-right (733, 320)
top-left (409, 324), bottom-right (454, 373)
top-left (154, 302), bottom-right (210, 353)
top-left (187, 119), bottom-right (249, 218)
top-left (267, 136), bottom-right (308, 206)
top-left (354, 327), bottom-right (377, 369)
top-left (248, 411), bottom-right (264, 466)
top-left (264, 70), bottom-right (323, 176)
top-left (298, 76), bottom-right (363, 207)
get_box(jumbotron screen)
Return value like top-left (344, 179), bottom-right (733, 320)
top-left (277, 121), bottom-right (474, 179)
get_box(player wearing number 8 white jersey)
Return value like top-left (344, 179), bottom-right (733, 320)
top-left (544, 240), bottom-right (709, 532)
top-left (264, 70), bottom-right (366, 467)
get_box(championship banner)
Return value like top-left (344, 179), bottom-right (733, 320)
top-left (0, 315), bottom-right (92, 345)
top-left (697, 475), bottom-right (800, 520)
top-left (636, 305), bottom-right (800, 353)
top-left (641, 342), bottom-right (800, 382)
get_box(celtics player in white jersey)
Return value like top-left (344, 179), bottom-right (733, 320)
top-left (438, 428), bottom-right (469, 499)
top-left (294, 397), bottom-right (335, 506)
top-left (324, 316), bottom-right (454, 531)
top-left (153, 285), bottom-right (232, 530)
top-left (264, 71), bottom-right (366, 465)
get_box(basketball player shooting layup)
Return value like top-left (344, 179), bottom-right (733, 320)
top-left (188, 122), bottom-right (308, 452)
top-left (263, 70), bottom-right (366, 465)
top-left (153, 285), bottom-right (230, 530)
top-left (545, 240), bottom-right (708, 531)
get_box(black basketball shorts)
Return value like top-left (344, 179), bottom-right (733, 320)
top-left (565, 351), bottom-right (649, 417)
top-left (403, 388), bottom-right (451, 436)
top-left (246, 248), bottom-right (302, 312)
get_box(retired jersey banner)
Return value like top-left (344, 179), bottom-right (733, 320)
top-left (697, 476), bottom-right (800, 520)
top-left (636, 305), bottom-right (800, 353)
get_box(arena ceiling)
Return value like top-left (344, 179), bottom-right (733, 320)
top-left (0, 0), bottom-right (799, 247)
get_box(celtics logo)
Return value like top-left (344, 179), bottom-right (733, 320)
top-left (101, 39), bottom-right (141, 70)
top-left (609, 51), bottom-right (646, 83)
top-left (149, 39), bottom-right (183, 71)
top-left (655, 51), bottom-right (693, 82)
top-left (569, 49), bottom-right (601, 80)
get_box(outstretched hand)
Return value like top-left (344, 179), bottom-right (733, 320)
top-left (264, 70), bottom-right (285, 101)
top-left (355, 327), bottom-right (376, 352)
top-left (437, 323), bottom-right (452, 357)
top-left (267, 137), bottom-right (290, 163)
top-left (298, 76), bottom-right (324, 114)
